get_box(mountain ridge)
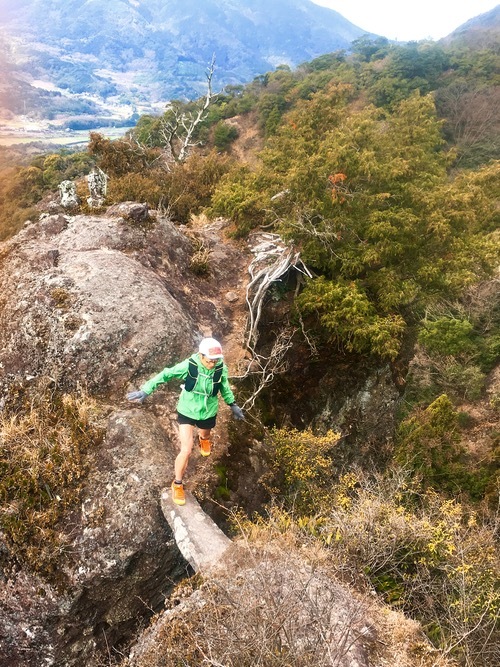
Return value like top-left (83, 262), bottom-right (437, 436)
top-left (0, 0), bottom-right (370, 125)
top-left (441, 4), bottom-right (500, 48)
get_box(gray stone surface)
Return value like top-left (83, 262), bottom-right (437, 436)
top-left (86, 167), bottom-right (108, 208)
top-left (160, 489), bottom-right (231, 572)
top-left (0, 212), bottom-right (198, 396)
top-left (58, 180), bottom-right (80, 208)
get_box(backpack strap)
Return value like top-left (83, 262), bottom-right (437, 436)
top-left (183, 358), bottom-right (199, 392)
top-left (183, 358), bottom-right (223, 396)
top-left (211, 362), bottom-right (223, 396)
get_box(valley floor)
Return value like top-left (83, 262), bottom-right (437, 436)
top-left (0, 123), bottom-right (130, 147)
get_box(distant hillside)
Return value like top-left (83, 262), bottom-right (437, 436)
top-left (442, 4), bottom-right (500, 49)
top-left (0, 0), bottom-right (370, 126)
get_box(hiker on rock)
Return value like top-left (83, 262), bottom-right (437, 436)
top-left (127, 337), bottom-right (244, 506)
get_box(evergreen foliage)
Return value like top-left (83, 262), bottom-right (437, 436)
top-left (396, 394), bottom-right (497, 499)
top-left (405, 276), bottom-right (500, 406)
top-left (1, 36), bottom-right (497, 373)
top-left (214, 88), bottom-right (497, 357)
top-left (213, 121), bottom-right (239, 151)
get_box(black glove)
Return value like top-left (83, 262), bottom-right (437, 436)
top-left (127, 390), bottom-right (148, 404)
top-left (230, 403), bottom-right (244, 420)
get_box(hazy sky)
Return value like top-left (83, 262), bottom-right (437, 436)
top-left (311, 0), bottom-right (499, 41)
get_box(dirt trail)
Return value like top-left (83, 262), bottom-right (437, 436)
top-left (225, 111), bottom-right (264, 166)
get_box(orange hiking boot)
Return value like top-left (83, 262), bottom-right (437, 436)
top-left (171, 481), bottom-right (185, 506)
top-left (199, 436), bottom-right (212, 457)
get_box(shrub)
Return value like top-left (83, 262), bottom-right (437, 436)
top-left (438, 361), bottom-right (486, 401)
top-left (325, 478), bottom-right (500, 667)
top-left (408, 286), bottom-right (499, 407)
top-left (105, 151), bottom-right (234, 224)
top-left (213, 121), bottom-right (239, 151)
top-left (418, 317), bottom-right (475, 357)
top-left (297, 277), bottom-right (406, 360)
top-left (208, 165), bottom-right (271, 235)
top-left (161, 151), bottom-right (234, 224)
top-left (107, 172), bottom-right (163, 207)
top-left (122, 537), bottom-right (375, 667)
top-left (88, 132), bottom-right (159, 177)
top-left (396, 394), bottom-right (494, 499)
top-left (243, 469), bottom-right (500, 667)
top-left (0, 149), bottom-right (94, 240)
top-left (262, 426), bottom-right (341, 511)
top-left (186, 232), bottom-right (212, 276)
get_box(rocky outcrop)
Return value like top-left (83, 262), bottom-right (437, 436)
top-left (58, 181), bottom-right (80, 209)
top-left (124, 542), bottom-right (375, 667)
top-left (1, 410), bottom-right (188, 667)
top-left (86, 167), bottom-right (108, 208)
top-left (54, 410), bottom-right (188, 665)
top-left (0, 207), bottom-right (199, 396)
top-left (0, 205), bottom-right (250, 665)
top-left (160, 489), bottom-right (232, 573)
top-left (120, 538), bottom-right (449, 667)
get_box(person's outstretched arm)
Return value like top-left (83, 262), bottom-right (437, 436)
top-left (127, 358), bottom-right (190, 403)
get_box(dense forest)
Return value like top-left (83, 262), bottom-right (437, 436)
top-left (1, 34), bottom-right (499, 666)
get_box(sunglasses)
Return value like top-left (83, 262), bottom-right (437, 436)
top-left (203, 355), bottom-right (220, 363)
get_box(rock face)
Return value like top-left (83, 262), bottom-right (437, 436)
top-left (0, 205), bottom-right (248, 399)
top-left (0, 207), bottom-right (199, 396)
top-left (0, 205), bottom-right (250, 665)
top-left (58, 180), bottom-right (80, 209)
top-left (54, 410), bottom-right (188, 665)
top-left (1, 410), bottom-right (188, 667)
top-left (121, 539), bottom-right (443, 667)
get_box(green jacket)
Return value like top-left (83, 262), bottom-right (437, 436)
top-left (140, 354), bottom-right (235, 420)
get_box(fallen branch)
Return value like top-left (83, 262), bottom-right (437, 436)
top-left (245, 233), bottom-right (311, 353)
top-left (236, 234), bottom-right (312, 411)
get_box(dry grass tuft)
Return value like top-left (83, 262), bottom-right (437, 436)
top-left (0, 380), bottom-right (104, 576)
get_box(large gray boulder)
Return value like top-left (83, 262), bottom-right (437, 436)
top-left (0, 210), bottom-right (198, 396)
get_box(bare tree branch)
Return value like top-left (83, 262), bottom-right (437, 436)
top-left (158, 54), bottom-right (218, 163)
top-left (239, 328), bottom-right (295, 412)
top-left (245, 233), bottom-right (312, 352)
top-left (234, 233), bottom-right (312, 412)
